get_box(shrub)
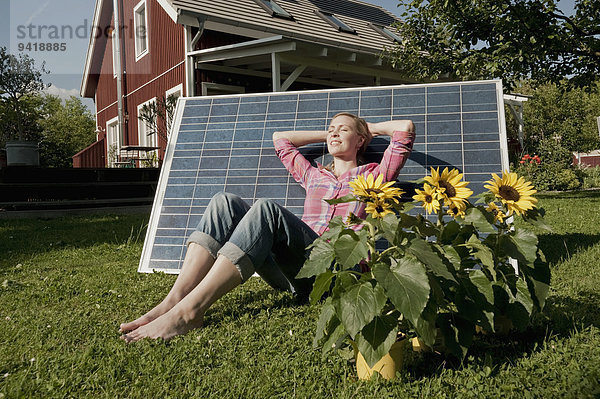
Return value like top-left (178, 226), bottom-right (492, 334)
top-left (581, 166), bottom-right (600, 189)
top-left (513, 147), bottom-right (582, 191)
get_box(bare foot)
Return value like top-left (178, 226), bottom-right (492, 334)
top-left (119, 299), bottom-right (176, 333)
top-left (121, 307), bottom-right (204, 343)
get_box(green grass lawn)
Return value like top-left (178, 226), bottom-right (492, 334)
top-left (1, 192), bottom-right (600, 398)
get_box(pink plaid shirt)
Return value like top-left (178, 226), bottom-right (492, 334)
top-left (275, 130), bottom-right (415, 235)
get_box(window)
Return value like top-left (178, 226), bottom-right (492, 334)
top-left (165, 84), bottom-right (183, 137)
top-left (201, 82), bottom-right (245, 96)
top-left (133, 0), bottom-right (149, 60)
top-left (252, 0), bottom-right (294, 20)
top-left (111, 28), bottom-right (118, 77)
top-left (137, 98), bottom-right (159, 167)
top-left (137, 98), bottom-right (158, 148)
top-left (369, 23), bottom-right (402, 43)
top-left (106, 117), bottom-right (120, 167)
top-left (315, 10), bottom-right (356, 34)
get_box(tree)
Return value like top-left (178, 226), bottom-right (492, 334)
top-left (0, 91), bottom-right (43, 147)
top-left (387, 0), bottom-right (600, 90)
top-left (0, 47), bottom-right (49, 141)
top-left (38, 95), bottom-right (96, 168)
top-left (517, 82), bottom-right (600, 154)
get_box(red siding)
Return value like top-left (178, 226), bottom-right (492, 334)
top-left (573, 154), bottom-right (600, 168)
top-left (73, 138), bottom-right (106, 168)
top-left (91, 0), bottom-right (186, 166)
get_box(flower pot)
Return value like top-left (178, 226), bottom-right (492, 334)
top-left (353, 339), bottom-right (408, 380)
top-left (5, 141), bottom-right (39, 166)
top-left (411, 331), bottom-right (445, 353)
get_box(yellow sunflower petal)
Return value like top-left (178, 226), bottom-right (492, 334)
top-left (365, 199), bottom-right (394, 219)
top-left (484, 171), bottom-right (537, 215)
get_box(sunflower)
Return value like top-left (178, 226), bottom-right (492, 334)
top-left (484, 171), bottom-right (537, 215)
top-left (424, 167), bottom-right (473, 209)
top-left (447, 202), bottom-right (466, 219)
top-left (413, 183), bottom-right (441, 214)
top-left (486, 202), bottom-right (506, 223)
top-left (349, 173), bottom-right (404, 203)
top-left (365, 198), bottom-right (394, 219)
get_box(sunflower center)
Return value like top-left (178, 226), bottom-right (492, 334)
top-left (499, 185), bottom-right (520, 202)
top-left (439, 181), bottom-right (456, 197)
top-left (376, 205), bottom-right (384, 213)
top-left (424, 194), bottom-right (433, 204)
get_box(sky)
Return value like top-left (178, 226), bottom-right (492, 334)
top-left (0, 0), bottom-right (578, 110)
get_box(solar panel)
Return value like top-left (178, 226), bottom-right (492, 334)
top-left (139, 80), bottom-right (509, 273)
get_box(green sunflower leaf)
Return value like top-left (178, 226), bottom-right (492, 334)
top-left (372, 256), bottom-right (430, 327)
top-left (522, 207), bottom-right (552, 232)
top-left (468, 269), bottom-right (494, 305)
top-left (325, 194), bottom-right (356, 205)
top-left (297, 238), bottom-right (335, 278)
top-left (333, 229), bottom-right (369, 269)
top-left (335, 280), bottom-right (387, 339)
top-left (520, 253), bottom-right (550, 310)
top-left (313, 297), bottom-right (337, 347)
top-left (321, 322), bottom-right (347, 357)
top-left (309, 270), bottom-right (334, 305)
top-left (465, 206), bottom-right (496, 234)
top-left (354, 314), bottom-right (399, 368)
top-left (437, 313), bottom-right (474, 360)
top-left (503, 229), bottom-right (538, 265)
top-left (407, 237), bottom-right (457, 282)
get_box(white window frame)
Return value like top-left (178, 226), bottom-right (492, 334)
top-left (165, 84), bottom-right (183, 136)
top-left (315, 10), bottom-right (356, 34)
top-left (137, 97), bottom-right (158, 148)
top-left (252, 0), bottom-right (294, 20)
top-left (201, 82), bottom-right (245, 96)
top-left (166, 83), bottom-right (183, 99)
top-left (106, 116), bottom-right (120, 167)
top-left (133, 0), bottom-right (149, 61)
top-left (368, 23), bottom-right (402, 43)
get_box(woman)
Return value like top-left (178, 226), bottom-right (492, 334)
top-left (120, 113), bottom-right (415, 342)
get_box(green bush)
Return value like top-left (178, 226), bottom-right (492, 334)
top-left (514, 138), bottom-right (583, 191)
top-left (514, 156), bottom-right (582, 192)
top-left (506, 82), bottom-right (600, 157)
top-left (581, 166), bottom-right (600, 189)
top-left (506, 81), bottom-right (600, 192)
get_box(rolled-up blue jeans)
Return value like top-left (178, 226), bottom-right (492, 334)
top-left (186, 192), bottom-right (318, 296)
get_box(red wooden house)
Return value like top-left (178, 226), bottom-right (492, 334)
top-left (76, 0), bottom-right (415, 168)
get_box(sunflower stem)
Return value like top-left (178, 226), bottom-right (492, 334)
top-left (437, 207), bottom-right (444, 227)
top-left (378, 246), bottom-right (398, 260)
top-left (367, 221), bottom-right (378, 262)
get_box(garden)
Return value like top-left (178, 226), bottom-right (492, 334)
top-left (1, 184), bottom-right (599, 397)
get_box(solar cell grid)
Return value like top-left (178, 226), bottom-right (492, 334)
top-left (139, 80), bottom-right (508, 273)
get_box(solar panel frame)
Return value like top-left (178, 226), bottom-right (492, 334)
top-left (139, 80), bottom-right (509, 274)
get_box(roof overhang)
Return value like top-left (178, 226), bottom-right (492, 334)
top-left (81, 0), bottom-right (111, 98)
top-left (189, 35), bottom-right (416, 88)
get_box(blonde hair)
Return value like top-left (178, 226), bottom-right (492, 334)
top-left (326, 113), bottom-right (372, 171)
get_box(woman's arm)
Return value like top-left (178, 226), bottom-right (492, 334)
top-left (367, 120), bottom-right (414, 137)
top-left (370, 120), bottom-right (416, 182)
top-left (273, 130), bottom-right (328, 147)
